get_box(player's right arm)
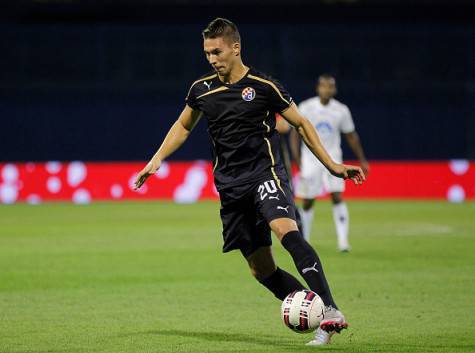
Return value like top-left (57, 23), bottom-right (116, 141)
top-left (134, 105), bottom-right (202, 189)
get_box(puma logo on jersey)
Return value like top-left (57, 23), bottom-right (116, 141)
top-left (302, 262), bottom-right (319, 274)
top-left (269, 195), bottom-right (280, 200)
top-left (203, 81), bottom-right (212, 90)
top-left (277, 205), bottom-right (289, 213)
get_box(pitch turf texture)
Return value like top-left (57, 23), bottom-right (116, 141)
top-left (1, 201), bottom-right (474, 353)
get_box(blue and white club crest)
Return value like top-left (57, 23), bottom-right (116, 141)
top-left (241, 87), bottom-right (256, 101)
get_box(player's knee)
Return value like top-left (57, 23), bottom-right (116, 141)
top-left (331, 193), bottom-right (343, 204)
top-left (302, 199), bottom-right (314, 210)
top-left (270, 219), bottom-right (299, 240)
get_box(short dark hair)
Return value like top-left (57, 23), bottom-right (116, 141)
top-left (202, 18), bottom-right (241, 44)
top-left (318, 73), bottom-right (336, 83)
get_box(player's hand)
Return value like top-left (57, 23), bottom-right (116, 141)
top-left (360, 160), bottom-right (370, 176)
top-left (331, 164), bottom-right (366, 185)
top-left (134, 159), bottom-right (161, 190)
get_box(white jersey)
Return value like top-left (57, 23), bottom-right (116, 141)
top-left (298, 97), bottom-right (355, 164)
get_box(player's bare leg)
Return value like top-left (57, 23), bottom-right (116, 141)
top-left (246, 246), bottom-right (305, 300)
top-left (331, 192), bottom-right (350, 252)
top-left (299, 198), bottom-right (315, 242)
top-left (245, 246), bottom-right (277, 281)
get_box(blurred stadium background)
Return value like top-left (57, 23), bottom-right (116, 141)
top-left (1, 2), bottom-right (475, 353)
top-left (1, 0), bottom-right (474, 204)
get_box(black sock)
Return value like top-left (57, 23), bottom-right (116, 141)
top-left (259, 267), bottom-right (306, 300)
top-left (281, 230), bottom-right (338, 309)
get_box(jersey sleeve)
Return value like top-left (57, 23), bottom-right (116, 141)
top-left (185, 82), bottom-right (200, 110)
top-left (267, 78), bottom-right (293, 113)
top-left (340, 105), bottom-right (355, 133)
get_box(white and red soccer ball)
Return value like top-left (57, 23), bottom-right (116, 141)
top-left (281, 290), bottom-right (325, 333)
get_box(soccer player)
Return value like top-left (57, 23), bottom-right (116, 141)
top-left (134, 18), bottom-right (365, 346)
top-left (291, 75), bottom-right (369, 251)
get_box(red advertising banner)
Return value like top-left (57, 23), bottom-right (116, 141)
top-left (0, 160), bottom-right (474, 204)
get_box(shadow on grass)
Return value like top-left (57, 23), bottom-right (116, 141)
top-left (355, 343), bottom-right (475, 353)
top-left (120, 330), bottom-right (475, 352)
top-left (121, 329), bottom-right (341, 350)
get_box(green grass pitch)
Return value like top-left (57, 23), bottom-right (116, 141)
top-left (0, 200), bottom-right (474, 353)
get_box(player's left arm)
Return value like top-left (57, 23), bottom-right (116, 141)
top-left (344, 131), bottom-right (370, 176)
top-left (280, 103), bottom-right (365, 184)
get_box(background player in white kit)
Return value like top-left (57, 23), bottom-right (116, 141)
top-left (291, 74), bottom-right (369, 251)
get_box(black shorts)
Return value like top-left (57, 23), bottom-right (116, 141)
top-left (219, 178), bottom-right (297, 258)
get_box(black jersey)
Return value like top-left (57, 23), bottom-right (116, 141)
top-left (185, 67), bottom-right (293, 192)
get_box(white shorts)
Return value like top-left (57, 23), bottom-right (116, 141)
top-left (295, 159), bottom-right (345, 199)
